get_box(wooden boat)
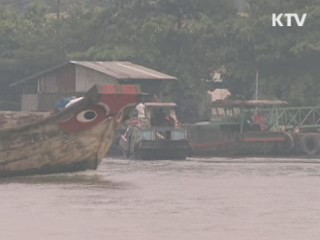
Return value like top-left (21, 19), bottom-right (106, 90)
top-left (119, 102), bottom-right (192, 159)
top-left (186, 99), bottom-right (292, 156)
top-left (0, 85), bottom-right (141, 177)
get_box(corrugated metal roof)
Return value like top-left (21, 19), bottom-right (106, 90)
top-left (71, 61), bottom-right (177, 80)
top-left (11, 61), bottom-right (177, 86)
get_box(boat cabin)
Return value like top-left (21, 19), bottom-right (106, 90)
top-left (210, 100), bottom-right (288, 133)
top-left (133, 102), bottom-right (179, 127)
top-left (120, 102), bottom-right (191, 159)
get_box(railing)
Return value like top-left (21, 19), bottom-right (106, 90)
top-left (141, 128), bottom-right (187, 141)
top-left (270, 106), bottom-right (320, 130)
top-left (208, 105), bottom-right (320, 132)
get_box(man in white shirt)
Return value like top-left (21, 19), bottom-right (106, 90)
top-left (136, 102), bottom-right (146, 118)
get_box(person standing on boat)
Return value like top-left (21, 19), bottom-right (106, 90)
top-left (136, 102), bottom-right (146, 118)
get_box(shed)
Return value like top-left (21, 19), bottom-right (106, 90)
top-left (11, 61), bottom-right (177, 111)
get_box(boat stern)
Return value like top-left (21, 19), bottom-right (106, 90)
top-left (129, 127), bottom-right (192, 159)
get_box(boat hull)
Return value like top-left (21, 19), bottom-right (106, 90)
top-left (188, 126), bottom-right (288, 157)
top-left (0, 114), bottom-right (116, 177)
top-left (0, 84), bottom-right (141, 177)
top-left (120, 126), bottom-right (191, 160)
top-left (132, 139), bottom-right (191, 160)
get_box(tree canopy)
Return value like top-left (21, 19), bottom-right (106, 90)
top-left (0, 0), bottom-right (319, 120)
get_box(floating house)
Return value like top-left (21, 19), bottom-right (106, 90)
top-left (11, 61), bottom-right (176, 111)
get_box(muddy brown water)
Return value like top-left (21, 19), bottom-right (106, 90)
top-left (1, 157), bottom-right (320, 240)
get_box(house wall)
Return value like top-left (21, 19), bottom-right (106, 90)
top-left (75, 66), bottom-right (117, 92)
top-left (120, 79), bottom-right (166, 95)
top-left (20, 63), bottom-right (173, 111)
top-left (22, 83), bottom-right (38, 94)
top-left (37, 93), bottom-right (85, 111)
top-left (22, 65), bottom-right (118, 111)
top-left (38, 65), bottom-right (76, 94)
top-left (21, 94), bottom-right (39, 111)
top-left (22, 92), bottom-right (85, 111)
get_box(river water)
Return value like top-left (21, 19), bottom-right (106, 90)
top-left (1, 157), bottom-right (320, 240)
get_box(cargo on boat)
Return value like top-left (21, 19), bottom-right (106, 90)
top-left (0, 85), bottom-right (141, 177)
top-left (119, 102), bottom-right (191, 160)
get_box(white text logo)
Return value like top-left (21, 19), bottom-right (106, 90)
top-left (272, 13), bottom-right (307, 27)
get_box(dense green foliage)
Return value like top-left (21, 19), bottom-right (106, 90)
top-left (0, 0), bottom-right (319, 121)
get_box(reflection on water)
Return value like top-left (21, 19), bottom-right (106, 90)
top-left (1, 157), bottom-right (320, 240)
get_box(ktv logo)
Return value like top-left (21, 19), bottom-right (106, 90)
top-left (272, 13), bottom-right (307, 27)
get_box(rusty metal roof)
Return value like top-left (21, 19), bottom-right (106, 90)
top-left (10, 61), bottom-right (176, 86)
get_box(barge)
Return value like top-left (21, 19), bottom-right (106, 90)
top-left (187, 100), bottom-right (320, 157)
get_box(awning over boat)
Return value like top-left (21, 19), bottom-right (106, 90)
top-left (211, 99), bottom-right (288, 108)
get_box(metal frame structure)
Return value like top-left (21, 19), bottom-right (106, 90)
top-left (273, 106), bottom-right (320, 130)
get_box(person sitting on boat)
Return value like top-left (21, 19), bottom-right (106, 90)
top-left (165, 114), bottom-right (176, 127)
top-left (243, 111), bottom-right (253, 131)
top-left (253, 112), bottom-right (267, 131)
top-left (167, 109), bottom-right (180, 127)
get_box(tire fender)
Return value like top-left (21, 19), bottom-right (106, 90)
top-left (282, 131), bottom-right (295, 152)
top-left (299, 133), bottom-right (320, 156)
